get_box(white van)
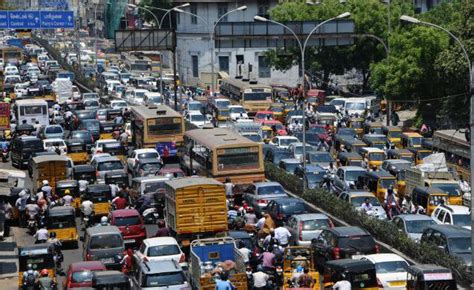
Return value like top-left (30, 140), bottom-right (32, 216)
top-left (344, 98), bottom-right (367, 116)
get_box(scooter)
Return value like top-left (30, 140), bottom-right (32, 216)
top-left (27, 217), bottom-right (37, 235)
top-left (142, 207), bottom-right (160, 224)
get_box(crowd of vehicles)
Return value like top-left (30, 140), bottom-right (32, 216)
top-left (0, 32), bottom-right (467, 290)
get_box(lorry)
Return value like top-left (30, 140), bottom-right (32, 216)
top-left (52, 77), bottom-right (72, 104)
top-left (405, 154), bottom-right (462, 205)
top-left (190, 237), bottom-right (247, 290)
top-left (164, 177), bottom-right (228, 248)
top-left (0, 102), bottom-right (10, 139)
top-left (30, 155), bottom-right (69, 194)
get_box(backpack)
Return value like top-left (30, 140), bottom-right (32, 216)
top-left (25, 272), bottom-right (36, 286)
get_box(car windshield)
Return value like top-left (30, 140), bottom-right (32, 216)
top-left (374, 261), bottom-right (409, 274)
top-left (346, 102), bottom-right (365, 110)
top-left (72, 270), bottom-right (96, 283)
top-left (144, 272), bottom-right (186, 287)
top-left (273, 151), bottom-right (293, 163)
top-left (190, 114), bottom-right (205, 121)
top-left (230, 107), bottom-right (245, 113)
top-left (114, 216), bottom-right (140, 227)
top-left (283, 163), bottom-right (298, 173)
top-left (389, 131), bottom-right (402, 138)
top-left (138, 152), bottom-right (159, 159)
top-left (351, 196), bottom-right (380, 207)
top-left (345, 171), bottom-right (366, 182)
top-left (280, 138), bottom-right (297, 146)
top-left (302, 219), bottom-right (329, 231)
top-left (452, 214), bottom-right (471, 227)
top-left (188, 103), bottom-right (202, 111)
top-left (144, 182), bottom-right (166, 194)
top-left (83, 121), bottom-right (99, 131)
top-left (310, 153), bottom-right (333, 163)
top-left (433, 184), bottom-right (462, 197)
top-left (148, 244), bottom-right (180, 257)
top-left (281, 202), bottom-right (307, 215)
top-left (72, 132), bottom-right (91, 140)
top-left (216, 100), bottom-right (230, 109)
top-left (338, 235), bottom-right (375, 249)
top-left (24, 140), bottom-right (44, 149)
top-left (98, 161), bottom-right (123, 171)
top-left (90, 234), bottom-right (122, 249)
top-left (45, 126), bottom-right (62, 134)
top-left (380, 179), bottom-right (396, 189)
top-left (449, 237), bottom-right (471, 254)
top-left (405, 219), bottom-right (435, 234)
top-left (258, 185), bottom-right (285, 195)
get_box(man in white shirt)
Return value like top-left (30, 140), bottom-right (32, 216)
top-left (252, 270), bottom-right (269, 290)
top-left (81, 199), bottom-right (94, 217)
top-left (34, 226), bottom-right (49, 243)
top-left (333, 279), bottom-right (351, 290)
top-left (274, 226), bottom-right (292, 247)
top-left (238, 241), bottom-right (251, 264)
top-left (458, 176), bottom-right (470, 194)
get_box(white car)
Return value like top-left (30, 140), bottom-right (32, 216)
top-left (134, 237), bottom-right (187, 270)
top-left (4, 65), bottom-right (19, 75)
top-left (360, 254), bottom-right (409, 289)
top-left (288, 142), bottom-right (315, 162)
top-left (90, 153), bottom-right (112, 164)
top-left (127, 148), bottom-right (161, 172)
top-left (186, 112), bottom-right (208, 128)
top-left (127, 89), bottom-right (149, 105)
top-left (327, 97), bottom-right (347, 111)
top-left (344, 98), bottom-right (366, 116)
top-left (431, 204), bottom-right (471, 230)
top-left (43, 138), bottom-right (67, 155)
top-left (110, 100), bottom-right (128, 111)
top-left (229, 105), bottom-right (248, 121)
top-left (270, 136), bottom-right (299, 149)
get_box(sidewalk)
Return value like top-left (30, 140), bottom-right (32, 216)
top-left (0, 231), bottom-right (18, 279)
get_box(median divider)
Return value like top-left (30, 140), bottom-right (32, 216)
top-left (264, 162), bottom-right (472, 287)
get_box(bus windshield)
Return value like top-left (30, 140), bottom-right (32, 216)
top-left (244, 92), bottom-right (272, 101)
top-left (217, 147), bottom-right (259, 171)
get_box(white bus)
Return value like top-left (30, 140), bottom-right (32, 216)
top-left (15, 99), bottom-right (49, 126)
top-left (121, 52), bottom-right (151, 74)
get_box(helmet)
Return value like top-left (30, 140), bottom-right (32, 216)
top-left (49, 232), bottom-right (56, 238)
top-left (64, 189), bottom-right (70, 195)
top-left (42, 180), bottom-right (49, 186)
top-left (27, 264), bottom-right (33, 270)
top-left (40, 269), bottom-right (49, 277)
top-left (100, 216), bottom-right (108, 225)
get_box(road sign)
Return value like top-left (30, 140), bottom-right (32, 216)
top-left (8, 11), bottom-right (40, 29)
top-left (0, 10), bottom-right (74, 29)
top-left (115, 29), bottom-right (176, 52)
top-left (40, 11), bottom-right (74, 28)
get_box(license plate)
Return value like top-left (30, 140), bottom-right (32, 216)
top-left (351, 255), bottom-right (363, 260)
top-left (389, 281), bottom-right (406, 287)
top-left (101, 258), bottom-right (114, 264)
top-left (124, 239), bottom-right (135, 244)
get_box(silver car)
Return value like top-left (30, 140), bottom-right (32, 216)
top-left (286, 213), bottom-right (332, 246)
top-left (244, 182), bottom-right (288, 217)
top-left (392, 214), bottom-right (436, 243)
top-left (92, 156), bottom-right (127, 183)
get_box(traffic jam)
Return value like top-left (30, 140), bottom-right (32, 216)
top-left (0, 30), bottom-right (470, 290)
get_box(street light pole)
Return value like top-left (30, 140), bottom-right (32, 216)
top-left (255, 12), bottom-right (351, 192)
top-left (174, 6), bottom-right (247, 94)
top-left (400, 15), bottom-right (474, 242)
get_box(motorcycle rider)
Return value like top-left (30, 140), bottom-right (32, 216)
top-left (97, 216), bottom-right (110, 226)
top-left (37, 268), bottom-right (55, 290)
top-left (120, 248), bottom-right (134, 274)
top-left (47, 232), bottom-right (63, 269)
top-left (111, 193), bottom-right (128, 210)
top-left (41, 180), bottom-right (53, 200)
top-left (62, 190), bottom-right (74, 207)
top-left (252, 266), bottom-right (270, 290)
top-left (22, 264), bottom-right (39, 289)
top-left (34, 226), bottom-right (49, 244)
top-left (81, 197), bottom-right (94, 223)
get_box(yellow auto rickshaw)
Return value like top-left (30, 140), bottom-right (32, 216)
top-left (382, 126), bottom-right (403, 148)
top-left (18, 244), bottom-right (57, 287)
top-left (66, 139), bottom-right (88, 164)
top-left (363, 121), bottom-right (383, 135)
top-left (359, 147), bottom-right (385, 170)
top-left (401, 132), bottom-right (423, 148)
top-left (411, 186), bottom-right (449, 215)
top-left (408, 147), bottom-right (432, 165)
top-left (283, 246), bottom-right (320, 290)
top-left (56, 179), bottom-right (80, 210)
top-left (260, 125), bottom-right (274, 144)
top-left (83, 184), bottom-right (112, 217)
top-left (348, 117), bottom-right (365, 137)
top-left (47, 206), bottom-right (78, 248)
top-left (323, 259), bottom-right (378, 290)
top-left (363, 171), bottom-right (397, 202)
top-left (387, 149), bottom-right (414, 164)
top-left (341, 138), bottom-right (367, 154)
top-left (361, 134), bottom-right (387, 150)
top-left (99, 121), bottom-right (116, 140)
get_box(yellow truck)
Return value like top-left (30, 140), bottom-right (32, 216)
top-left (164, 177), bottom-right (228, 248)
top-left (30, 155), bottom-right (68, 194)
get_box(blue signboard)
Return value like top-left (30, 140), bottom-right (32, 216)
top-left (40, 11), bottom-right (74, 28)
top-left (0, 10), bottom-right (74, 29)
top-left (8, 11), bottom-right (40, 29)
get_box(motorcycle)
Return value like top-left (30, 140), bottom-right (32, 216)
top-left (27, 217), bottom-right (37, 235)
top-left (83, 212), bottom-right (94, 229)
top-left (142, 207), bottom-right (160, 224)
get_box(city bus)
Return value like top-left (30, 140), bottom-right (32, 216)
top-left (130, 105), bottom-right (184, 158)
top-left (432, 129), bottom-right (470, 181)
top-left (219, 77), bottom-right (273, 116)
top-left (15, 99), bottom-right (49, 126)
top-left (181, 128), bottom-right (265, 185)
top-left (121, 52), bottom-right (152, 74)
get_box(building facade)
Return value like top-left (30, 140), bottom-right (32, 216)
top-left (172, 0), bottom-right (300, 88)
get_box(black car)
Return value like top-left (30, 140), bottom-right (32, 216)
top-left (69, 130), bottom-right (95, 151)
top-left (74, 110), bottom-right (97, 121)
top-left (79, 119), bottom-right (100, 141)
top-left (266, 197), bottom-right (310, 224)
top-left (294, 132), bottom-right (321, 147)
top-left (133, 158), bottom-right (163, 177)
top-left (10, 136), bottom-right (44, 169)
top-left (421, 225), bottom-right (471, 266)
top-left (265, 147), bottom-right (294, 165)
top-left (311, 226), bottom-right (378, 270)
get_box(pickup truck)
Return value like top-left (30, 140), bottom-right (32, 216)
top-left (190, 237), bottom-right (247, 290)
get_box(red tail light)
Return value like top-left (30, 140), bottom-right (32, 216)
top-left (179, 253), bottom-right (186, 263)
top-left (332, 247), bottom-right (340, 259)
top-left (298, 222), bottom-right (303, 241)
top-left (375, 244), bottom-right (380, 253)
top-left (377, 278), bottom-right (383, 288)
top-left (96, 171), bottom-right (100, 177)
top-left (257, 199), bottom-right (268, 205)
top-left (86, 253), bottom-right (93, 260)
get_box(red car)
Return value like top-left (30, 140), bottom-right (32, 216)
top-left (261, 120), bottom-right (288, 136)
top-left (158, 167), bottom-right (185, 178)
top-left (109, 209), bottom-right (147, 247)
top-left (254, 110), bottom-right (274, 123)
top-left (64, 261), bottom-right (106, 289)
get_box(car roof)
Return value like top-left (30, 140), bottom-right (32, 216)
top-left (280, 158), bottom-right (300, 164)
top-left (437, 205), bottom-right (471, 214)
top-left (331, 226), bottom-right (370, 237)
top-left (362, 253), bottom-right (407, 263)
top-left (86, 225), bottom-right (121, 235)
top-left (139, 260), bottom-right (181, 274)
top-left (339, 166), bottom-right (366, 171)
top-left (95, 156), bottom-right (121, 163)
top-left (144, 237), bottom-right (179, 247)
top-left (273, 197), bottom-right (303, 204)
top-left (292, 213), bottom-right (328, 221)
top-left (396, 214), bottom-right (434, 221)
top-left (254, 181), bottom-right (282, 187)
top-left (111, 209), bottom-right (140, 218)
top-left (424, 225), bottom-right (470, 237)
top-left (70, 261), bottom-right (107, 272)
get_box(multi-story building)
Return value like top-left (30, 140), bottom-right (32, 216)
top-left (172, 0), bottom-right (300, 88)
